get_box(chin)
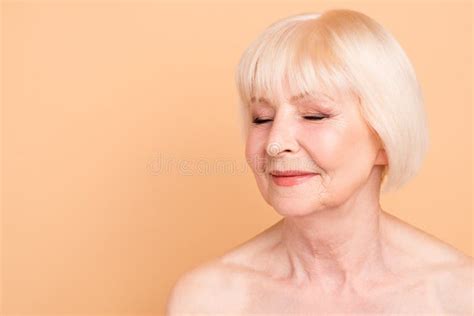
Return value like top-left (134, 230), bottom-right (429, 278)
top-left (269, 198), bottom-right (323, 217)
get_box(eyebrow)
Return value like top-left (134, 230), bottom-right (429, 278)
top-left (291, 93), bottom-right (334, 105)
top-left (250, 92), bottom-right (334, 108)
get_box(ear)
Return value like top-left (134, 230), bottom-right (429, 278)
top-left (374, 148), bottom-right (388, 166)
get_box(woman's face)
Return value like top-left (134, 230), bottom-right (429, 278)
top-left (244, 87), bottom-right (387, 216)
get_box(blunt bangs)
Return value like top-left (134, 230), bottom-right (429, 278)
top-left (235, 13), bottom-right (353, 109)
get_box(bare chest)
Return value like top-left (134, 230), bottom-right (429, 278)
top-left (240, 277), bottom-right (445, 314)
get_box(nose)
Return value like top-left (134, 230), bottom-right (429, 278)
top-left (265, 111), bottom-right (300, 157)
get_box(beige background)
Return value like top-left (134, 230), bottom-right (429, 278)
top-left (1, 0), bottom-right (472, 315)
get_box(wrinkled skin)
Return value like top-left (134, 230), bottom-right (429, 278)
top-left (166, 86), bottom-right (474, 315)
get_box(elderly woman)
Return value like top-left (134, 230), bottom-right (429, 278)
top-left (166, 9), bottom-right (473, 315)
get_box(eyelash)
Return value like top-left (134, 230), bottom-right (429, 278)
top-left (252, 115), bottom-right (327, 125)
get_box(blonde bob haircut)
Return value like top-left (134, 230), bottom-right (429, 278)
top-left (234, 9), bottom-right (430, 194)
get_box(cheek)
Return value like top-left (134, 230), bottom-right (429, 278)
top-left (245, 130), bottom-right (267, 173)
top-left (304, 122), bottom-right (369, 171)
top-left (305, 127), bottom-right (346, 168)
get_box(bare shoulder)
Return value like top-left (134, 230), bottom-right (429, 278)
top-left (165, 223), bottom-right (282, 315)
top-left (381, 211), bottom-right (472, 267)
top-left (165, 258), bottom-right (250, 315)
top-left (382, 211), bottom-right (474, 313)
top-left (432, 257), bottom-right (474, 314)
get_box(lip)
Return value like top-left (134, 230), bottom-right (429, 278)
top-left (270, 170), bottom-right (318, 186)
top-left (270, 170), bottom-right (317, 176)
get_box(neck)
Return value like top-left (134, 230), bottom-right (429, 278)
top-left (278, 168), bottom-right (391, 294)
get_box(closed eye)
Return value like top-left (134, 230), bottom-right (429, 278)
top-left (252, 118), bottom-right (272, 125)
top-left (303, 116), bottom-right (326, 121)
top-left (252, 116), bottom-right (326, 125)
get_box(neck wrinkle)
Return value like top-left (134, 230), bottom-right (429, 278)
top-left (278, 172), bottom-right (390, 294)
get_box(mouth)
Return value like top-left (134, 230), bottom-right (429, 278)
top-left (270, 170), bottom-right (317, 177)
top-left (269, 170), bottom-right (318, 186)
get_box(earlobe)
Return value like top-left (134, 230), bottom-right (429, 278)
top-left (375, 148), bottom-right (388, 166)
